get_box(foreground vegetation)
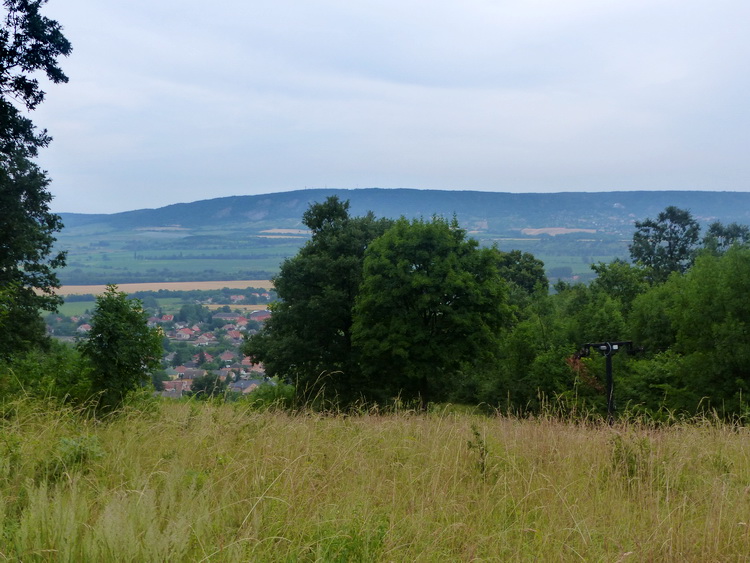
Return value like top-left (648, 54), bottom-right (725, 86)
top-left (2, 398), bottom-right (749, 561)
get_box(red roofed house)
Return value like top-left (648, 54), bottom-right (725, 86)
top-left (220, 350), bottom-right (236, 362)
top-left (164, 380), bottom-right (192, 392)
top-left (176, 328), bottom-right (194, 340)
top-left (250, 310), bottom-right (271, 322)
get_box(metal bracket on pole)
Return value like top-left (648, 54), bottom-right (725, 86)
top-left (576, 341), bottom-right (635, 424)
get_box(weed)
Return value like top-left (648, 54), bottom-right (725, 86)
top-left (467, 423), bottom-right (491, 481)
top-left (610, 433), bottom-right (652, 482)
top-left (43, 435), bottom-right (105, 482)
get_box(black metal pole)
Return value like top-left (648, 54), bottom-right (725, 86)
top-left (579, 341), bottom-right (635, 425)
top-left (606, 353), bottom-right (614, 425)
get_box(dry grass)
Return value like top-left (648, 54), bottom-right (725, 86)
top-left (1, 399), bottom-right (749, 561)
top-left (58, 280), bottom-right (274, 296)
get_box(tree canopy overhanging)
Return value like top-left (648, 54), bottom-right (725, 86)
top-left (0, 0), bottom-right (71, 358)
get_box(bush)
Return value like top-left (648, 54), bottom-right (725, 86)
top-left (235, 377), bottom-right (295, 410)
top-left (78, 285), bottom-right (162, 413)
top-left (0, 342), bottom-right (92, 405)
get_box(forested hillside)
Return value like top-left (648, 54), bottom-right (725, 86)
top-left (61, 188), bottom-right (750, 233)
top-left (55, 189), bottom-right (750, 285)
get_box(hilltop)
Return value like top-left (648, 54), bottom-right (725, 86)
top-left (60, 188), bottom-right (750, 234)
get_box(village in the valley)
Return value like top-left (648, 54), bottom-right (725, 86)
top-left (45, 289), bottom-right (275, 398)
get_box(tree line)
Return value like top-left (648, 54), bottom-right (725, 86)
top-left (244, 198), bottom-right (750, 418)
top-left (2, 2), bottom-right (750, 419)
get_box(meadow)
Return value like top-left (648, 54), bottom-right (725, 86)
top-left (1, 399), bottom-right (749, 561)
top-left (55, 225), bottom-right (305, 285)
top-left (54, 210), bottom-right (631, 287)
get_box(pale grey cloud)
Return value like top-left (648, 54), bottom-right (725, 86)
top-left (28, 0), bottom-right (750, 212)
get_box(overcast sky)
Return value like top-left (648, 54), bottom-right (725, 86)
top-left (30, 0), bottom-right (750, 214)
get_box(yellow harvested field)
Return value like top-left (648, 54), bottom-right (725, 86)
top-left (521, 227), bottom-right (597, 236)
top-left (202, 303), bottom-right (269, 312)
top-left (58, 280), bottom-right (274, 296)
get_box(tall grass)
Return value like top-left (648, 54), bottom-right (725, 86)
top-left (1, 398), bottom-right (749, 561)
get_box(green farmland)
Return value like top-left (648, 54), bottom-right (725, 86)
top-left (56, 220), bottom-right (629, 286)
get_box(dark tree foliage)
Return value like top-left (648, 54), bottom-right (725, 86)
top-left (176, 303), bottom-right (212, 325)
top-left (626, 247), bottom-right (750, 415)
top-left (0, 0), bottom-right (71, 357)
top-left (629, 206), bottom-right (700, 283)
top-left (495, 249), bottom-right (548, 294)
top-left (701, 221), bottom-right (750, 255)
top-left (78, 285), bottom-right (163, 412)
top-left (0, 151), bottom-right (65, 356)
top-left (191, 373), bottom-right (227, 399)
top-left (665, 247), bottom-right (750, 414)
top-left (629, 280), bottom-right (678, 354)
top-left (352, 217), bottom-right (510, 405)
top-left (0, 338), bottom-right (89, 403)
top-left (244, 197), bottom-right (393, 404)
top-left (589, 259), bottom-right (649, 314)
top-left (0, 0), bottom-right (72, 156)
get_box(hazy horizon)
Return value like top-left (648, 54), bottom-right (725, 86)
top-left (56, 186), bottom-right (750, 216)
top-left (28, 1), bottom-right (750, 214)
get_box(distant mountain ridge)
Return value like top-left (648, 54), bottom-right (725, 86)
top-left (60, 189), bottom-right (750, 236)
top-left (54, 189), bottom-right (750, 286)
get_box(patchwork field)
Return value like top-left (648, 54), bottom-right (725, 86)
top-left (54, 202), bottom-right (633, 287)
top-left (521, 227), bottom-right (598, 236)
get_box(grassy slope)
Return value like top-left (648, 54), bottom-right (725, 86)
top-left (2, 400), bottom-right (749, 561)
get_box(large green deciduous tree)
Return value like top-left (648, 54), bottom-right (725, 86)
top-left (351, 217), bottom-right (510, 405)
top-left (78, 285), bottom-right (163, 411)
top-left (0, 0), bottom-right (71, 357)
top-left (243, 197), bottom-right (393, 403)
top-left (629, 206), bottom-right (700, 283)
top-left (495, 249), bottom-right (548, 294)
top-left (589, 259), bottom-right (649, 315)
